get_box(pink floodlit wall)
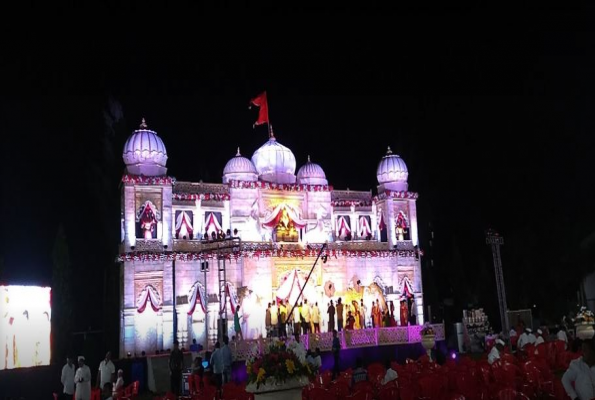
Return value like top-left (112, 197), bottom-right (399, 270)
top-left (0, 286), bottom-right (52, 370)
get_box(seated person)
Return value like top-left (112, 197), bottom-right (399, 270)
top-left (351, 357), bottom-right (368, 386)
top-left (102, 382), bottom-right (114, 400)
top-left (313, 348), bottom-right (322, 371)
top-left (381, 359), bottom-right (398, 385)
top-left (113, 369), bottom-right (124, 395)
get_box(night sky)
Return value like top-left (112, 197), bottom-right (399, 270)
top-left (2, 9), bottom-right (595, 332)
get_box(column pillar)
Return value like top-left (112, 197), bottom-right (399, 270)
top-left (194, 199), bottom-right (202, 239)
top-left (387, 199), bottom-right (397, 247)
top-left (409, 199), bottom-right (419, 246)
top-left (371, 203), bottom-right (377, 240)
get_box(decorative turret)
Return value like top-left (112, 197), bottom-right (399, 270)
top-left (297, 155), bottom-right (328, 185)
top-left (122, 118), bottom-right (168, 176)
top-left (223, 147), bottom-right (258, 183)
top-left (376, 146), bottom-right (408, 191)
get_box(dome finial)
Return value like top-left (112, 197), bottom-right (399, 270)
top-left (236, 147), bottom-right (241, 156)
top-left (386, 146), bottom-right (392, 155)
top-left (140, 118), bottom-right (148, 129)
top-left (307, 155), bottom-right (311, 163)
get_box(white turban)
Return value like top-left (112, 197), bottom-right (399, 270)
top-left (496, 339), bottom-right (505, 346)
top-left (537, 329), bottom-right (543, 335)
top-left (78, 356), bottom-right (85, 362)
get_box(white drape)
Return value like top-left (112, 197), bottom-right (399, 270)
top-left (187, 281), bottom-right (207, 315)
top-left (175, 211), bottom-right (194, 239)
top-left (358, 216), bottom-right (372, 237)
top-left (204, 212), bottom-right (223, 236)
top-left (336, 216), bottom-right (351, 237)
top-left (261, 204), bottom-right (308, 229)
top-left (136, 285), bottom-right (162, 313)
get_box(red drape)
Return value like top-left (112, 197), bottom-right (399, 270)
top-left (250, 91), bottom-right (269, 127)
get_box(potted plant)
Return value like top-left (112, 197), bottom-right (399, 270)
top-left (421, 322), bottom-right (436, 360)
top-left (245, 338), bottom-right (313, 400)
top-left (574, 306), bottom-right (595, 340)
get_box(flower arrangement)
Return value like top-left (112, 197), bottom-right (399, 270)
top-left (421, 322), bottom-right (435, 336)
top-left (574, 306), bottom-right (595, 325)
top-left (245, 338), bottom-right (312, 390)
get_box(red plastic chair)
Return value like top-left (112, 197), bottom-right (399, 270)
top-left (329, 381), bottom-right (350, 399)
top-left (378, 385), bottom-right (398, 400)
top-left (346, 389), bottom-right (373, 400)
top-left (309, 387), bottom-right (337, 400)
top-left (418, 374), bottom-right (446, 399)
top-left (497, 388), bottom-right (530, 400)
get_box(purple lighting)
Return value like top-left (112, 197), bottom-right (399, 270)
top-left (451, 352), bottom-right (457, 359)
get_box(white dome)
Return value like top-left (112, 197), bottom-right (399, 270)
top-left (251, 134), bottom-right (296, 184)
top-left (376, 146), bottom-right (408, 191)
top-left (223, 147), bottom-right (258, 183)
top-left (297, 155), bottom-right (328, 185)
top-left (122, 119), bottom-right (168, 176)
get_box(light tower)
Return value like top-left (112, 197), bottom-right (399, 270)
top-left (485, 229), bottom-right (510, 339)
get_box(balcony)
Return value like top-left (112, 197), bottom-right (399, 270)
top-left (122, 239), bottom-right (415, 254)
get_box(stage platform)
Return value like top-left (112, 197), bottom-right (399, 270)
top-left (145, 324), bottom-right (445, 393)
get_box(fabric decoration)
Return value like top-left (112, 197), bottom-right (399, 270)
top-left (136, 285), bottom-right (162, 313)
top-left (187, 281), bottom-right (207, 315)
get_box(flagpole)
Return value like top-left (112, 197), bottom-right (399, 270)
top-left (267, 92), bottom-right (274, 139)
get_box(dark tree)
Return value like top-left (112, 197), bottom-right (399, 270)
top-left (51, 225), bottom-right (74, 364)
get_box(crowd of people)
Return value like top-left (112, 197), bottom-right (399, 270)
top-left (59, 351), bottom-right (124, 400)
top-left (259, 295), bottom-right (418, 340)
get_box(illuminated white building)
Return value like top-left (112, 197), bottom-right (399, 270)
top-left (118, 119), bottom-right (425, 357)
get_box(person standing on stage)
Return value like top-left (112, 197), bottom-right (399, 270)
top-left (312, 302), bottom-right (321, 333)
top-left (336, 298), bottom-right (344, 332)
top-left (270, 300), bottom-right (278, 337)
top-left (265, 303), bottom-right (272, 337)
top-left (327, 300), bottom-right (336, 332)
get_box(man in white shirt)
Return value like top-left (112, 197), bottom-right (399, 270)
top-left (527, 328), bottom-right (537, 345)
top-left (558, 326), bottom-right (569, 350)
top-left (381, 358), bottom-right (398, 385)
top-left (74, 356), bottom-right (92, 400)
top-left (488, 339), bottom-right (505, 365)
top-left (535, 329), bottom-right (545, 346)
top-left (97, 351), bottom-right (116, 390)
top-left (60, 356), bottom-right (76, 400)
top-left (312, 302), bottom-right (321, 333)
top-left (563, 339), bottom-right (595, 400)
top-left (518, 328), bottom-right (534, 350)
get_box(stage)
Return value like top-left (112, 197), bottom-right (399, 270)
top-left (144, 324), bottom-right (445, 393)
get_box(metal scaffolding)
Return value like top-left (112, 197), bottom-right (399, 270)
top-left (485, 230), bottom-right (509, 338)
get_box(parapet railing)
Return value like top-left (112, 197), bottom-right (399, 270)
top-left (230, 323), bottom-right (445, 361)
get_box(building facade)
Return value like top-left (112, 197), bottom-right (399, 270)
top-left (118, 119), bottom-right (424, 357)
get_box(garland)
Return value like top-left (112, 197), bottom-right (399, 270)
top-left (173, 193), bottom-right (230, 201)
top-left (117, 248), bottom-right (420, 262)
top-left (122, 174), bottom-right (176, 185)
top-left (374, 190), bottom-right (419, 201)
top-left (228, 180), bottom-right (332, 192)
top-left (331, 200), bottom-right (372, 207)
